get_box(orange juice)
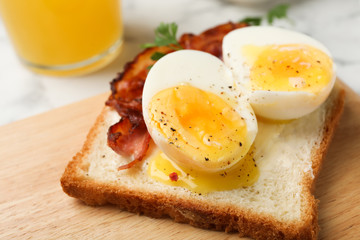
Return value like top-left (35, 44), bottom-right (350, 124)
top-left (0, 0), bottom-right (123, 76)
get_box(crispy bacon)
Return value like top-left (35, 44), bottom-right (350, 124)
top-left (105, 48), bottom-right (173, 169)
top-left (106, 76), bottom-right (143, 119)
top-left (107, 22), bottom-right (248, 169)
top-left (107, 117), bottom-right (151, 170)
top-left (179, 22), bottom-right (248, 58)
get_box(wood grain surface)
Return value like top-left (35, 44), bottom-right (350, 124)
top-left (0, 84), bottom-right (359, 240)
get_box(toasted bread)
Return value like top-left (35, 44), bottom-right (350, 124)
top-left (61, 22), bottom-right (345, 240)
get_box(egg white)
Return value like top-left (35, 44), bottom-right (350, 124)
top-left (223, 26), bottom-right (336, 120)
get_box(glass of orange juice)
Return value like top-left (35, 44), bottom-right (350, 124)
top-left (0, 0), bottom-right (123, 76)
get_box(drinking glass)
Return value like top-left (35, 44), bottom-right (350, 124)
top-left (0, 0), bottom-right (123, 76)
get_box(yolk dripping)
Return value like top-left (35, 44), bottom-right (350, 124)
top-left (242, 44), bottom-right (333, 93)
top-left (148, 85), bottom-right (250, 171)
top-left (148, 148), bottom-right (259, 194)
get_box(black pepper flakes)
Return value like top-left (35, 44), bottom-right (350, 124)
top-left (205, 157), bottom-right (209, 161)
top-left (170, 127), bottom-right (176, 132)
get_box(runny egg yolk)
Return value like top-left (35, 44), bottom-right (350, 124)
top-left (147, 85), bottom-right (250, 172)
top-left (242, 44), bottom-right (333, 93)
top-left (148, 148), bottom-right (259, 194)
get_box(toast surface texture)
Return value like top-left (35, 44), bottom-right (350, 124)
top-left (61, 79), bottom-right (345, 240)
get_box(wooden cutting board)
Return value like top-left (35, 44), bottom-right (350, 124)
top-left (1, 83), bottom-right (359, 240)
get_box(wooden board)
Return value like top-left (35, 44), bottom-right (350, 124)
top-left (0, 84), bottom-right (359, 240)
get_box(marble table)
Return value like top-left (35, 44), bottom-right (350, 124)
top-left (0, 0), bottom-right (359, 126)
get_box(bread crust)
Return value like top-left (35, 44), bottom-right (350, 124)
top-left (297, 84), bottom-right (345, 240)
top-left (61, 83), bottom-right (345, 240)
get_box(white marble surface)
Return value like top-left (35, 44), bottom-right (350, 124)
top-left (0, 0), bottom-right (359, 126)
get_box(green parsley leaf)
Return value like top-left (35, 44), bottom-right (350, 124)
top-left (238, 4), bottom-right (291, 26)
top-left (239, 17), bottom-right (262, 26)
top-left (267, 4), bottom-right (289, 24)
top-left (142, 22), bottom-right (183, 67)
top-left (141, 43), bottom-right (157, 48)
top-left (142, 22), bottom-right (182, 50)
top-left (150, 52), bottom-right (166, 61)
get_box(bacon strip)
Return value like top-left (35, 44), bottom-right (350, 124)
top-left (107, 22), bottom-right (248, 170)
top-left (107, 117), bottom-right (151, 170)
top-left (179, 22), bottom-right (247, 58)
top-left (106, 76), bottom-right (144, 120)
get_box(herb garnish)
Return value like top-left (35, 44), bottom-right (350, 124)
top-left (150, 52), bottom-right (167, 61)
top-left (239, 4), bottom-right (290, 26)
top-left (144, 4), bottom-right (290, 66)
top-left (267, 4), bottom-right (290, 24)
top-left (142, 22), bottom-right (183, 62)
top-left (238, 17), bottom-right (263, 26)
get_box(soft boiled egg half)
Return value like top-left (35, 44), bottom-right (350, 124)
top-left (223, 26), bottom-right (336, 120)
top-left (142, 50), bottom-right (258, 175)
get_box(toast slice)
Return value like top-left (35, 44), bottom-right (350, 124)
top-left (61, 22), bottom-right (345, 240)
top-left (61, 79), bottom-right (345, 240)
